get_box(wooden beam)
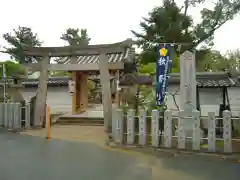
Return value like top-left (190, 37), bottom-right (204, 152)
top-left (115, 70), bottom-right (120, 107)
top-left (71, 72), bottom-right (77, 114)
top-left (79, 73), bottom-right (88, 112)
top-left (24, 62), bottom-right (124, 71)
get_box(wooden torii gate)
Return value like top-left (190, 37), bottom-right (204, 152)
top-left (23, 39), bottom-right (134, 137)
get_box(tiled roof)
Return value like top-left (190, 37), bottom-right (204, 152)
top-left (196, 79), bottom-right (232, 87)
top-left (23, 77), bottom-right (70, 87)
top-left (22, 76), bottom-right (116, 87)
top-left (55, 48), bottom-right (135, 64)
top-left (21, 72), bottom-right (236, 88)
top-left (231, 73), bottom-right (240, 87)
top-left (120, 72), bottom-right (236, 88)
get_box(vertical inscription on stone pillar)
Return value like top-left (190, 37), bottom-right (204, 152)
top-left (151, 110), bottom-right (159, 147)
top-left (223, 110), bottom-right (232, 153)
top-left (208, 112), bottom-right (216, 152)
top-left (127, 109), bottom-right (135, 144)
top-left (139, 109), bottom-right (147, 146)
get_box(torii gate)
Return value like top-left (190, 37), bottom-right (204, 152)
top-left (23, 39), bottom-right (135, 137)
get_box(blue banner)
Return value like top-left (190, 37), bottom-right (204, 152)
top-left (156, 44), bottom-right (172, 105)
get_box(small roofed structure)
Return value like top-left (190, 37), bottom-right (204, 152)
top-left (22, 39), bottom-right (136, 134)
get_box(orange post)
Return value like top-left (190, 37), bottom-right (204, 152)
top-left (46, 105), bottom-right (51, 140)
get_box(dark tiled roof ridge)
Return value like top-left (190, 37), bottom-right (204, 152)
top-left (24, 72), bottom-right (230, 81)
top-left (21, 72), bottom-right (236, 88)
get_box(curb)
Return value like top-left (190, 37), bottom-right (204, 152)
top-left (107, 143), bottom-right (240, 162)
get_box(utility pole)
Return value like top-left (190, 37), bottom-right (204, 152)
top-left (0, 45), bottom-right (7, 103)
top-left (2, 63), bottom-right (6, 104)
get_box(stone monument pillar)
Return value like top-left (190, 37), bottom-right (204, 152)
top-left (180, 51), bottom-right (198, 138)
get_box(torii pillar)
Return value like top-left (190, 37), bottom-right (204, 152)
top-left (99, 54), bottom-right (112, 136)
top-left (71, 71), bottom-right (88, 114)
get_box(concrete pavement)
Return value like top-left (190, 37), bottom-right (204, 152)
top-left (0, 133), bottom-right (239, 180)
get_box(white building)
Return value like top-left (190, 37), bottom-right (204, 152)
top-left (11, 72), bottom-right (239, 117)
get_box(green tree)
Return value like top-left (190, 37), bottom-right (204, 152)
top-left (61, 28), bottom-right (91, 46)
top-left (213, 49), bottom-right (240, 72)
top-left (2, 27), bottom-right (44, 116)
top-left (2, 26), bottom-right (42, 63)
top-left (132, 0), bottom-right (240, 68)
top-left (60, 28), bottom-right (94, 93)
top-left (196, 49), bottom-right (240, 72)
top-left (49, 71), bottom-right (69, 77)
top-left (139, 51), bottom-right (180, 74)
top-left (0, 60), bottom-right (25, 77)
top-left (196, 50), bottom-right (224, 71)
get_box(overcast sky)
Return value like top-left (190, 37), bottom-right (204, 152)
top-left (0, 0), bottom-right (240, 61)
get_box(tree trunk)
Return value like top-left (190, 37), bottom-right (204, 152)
top-left (34, 56), bottom-right (49, 128)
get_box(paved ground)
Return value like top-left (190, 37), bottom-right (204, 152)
top-left (0, 126), bottom-right (239, 180)
top-left (21, 125), bottom-right (106, 145)
top-left (59, 104), bottom-right (116, 119)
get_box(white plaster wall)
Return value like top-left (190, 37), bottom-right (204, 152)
top-left (21, 86), bottom-right (72, 114)
top-left (46, 87), bottom-right (72, 113)
top-left (19, 85), bottom-right (240, 116)
top-left (199, 88), bottom-right (222, 116)
top-left (166, 85), bottom-right (181, 115)
top-left (228, 87), bottom-right (240, 117)
top-left (20, 88), bottom-right (37, 102)
top-left (166, 85), bottom-right (222, 117)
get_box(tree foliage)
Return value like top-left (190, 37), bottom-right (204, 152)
top-left (225, 49), bottom-right (240, 72)
top-left (0, 60), bottom-right (25, 77)
top-left (49, 71), bottom-right (69, 77)
top-left (132, 0), bottom-right (240, 68)
top-left (60, 28), bottom-right (94, 93)
top-left (195, 49), bottom-right (240, 72)
top-left (60, 28), bottom-right (91, 46)
top-left (2, 26), bottom-right (42, 63)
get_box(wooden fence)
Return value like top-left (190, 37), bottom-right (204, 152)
top-left (0, 103), bottom-right (31, 131)
top-left (112, 109), bottom-right (240, 153)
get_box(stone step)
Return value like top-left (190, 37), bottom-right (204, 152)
top-left (56, 118), bottom-right (104, 126)
top-left (57, 122), bottom-right (104, 126)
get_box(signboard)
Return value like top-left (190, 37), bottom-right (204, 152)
top-left (68, 80), bottom-right (75, 95)
top-left (156, 44), bottom-right (172, 105)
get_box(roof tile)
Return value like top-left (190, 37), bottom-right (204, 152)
top-left (56, 48), bottom-right (134, 64)
top-left (21, 72), bottom-right (235, 88)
